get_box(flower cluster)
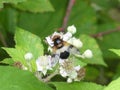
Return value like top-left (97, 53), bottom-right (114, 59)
top-left (59, 60), bottom-right (82, 83)
top-left (24, 25), bottom-right (93, 83)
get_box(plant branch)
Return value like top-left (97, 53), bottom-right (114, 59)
top-left (0, 32), bottom-right (7, 47)
top-left (59, 0), bottom-right (75, 32)
top-left (91, 27), bottom-right (120, 38)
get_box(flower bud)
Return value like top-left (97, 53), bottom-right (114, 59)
top-left (67, 25), bottom-right (76, 34)
top-left (67, 78), bottom-right (72, 83)
top-left (68, 37), bottom-right (83, 48)
top-left (24, 52), bottom-right (33, 60)
top-left (83, 49), bottom-right (93, 58)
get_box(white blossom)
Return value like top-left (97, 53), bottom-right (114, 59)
top-left (83, 49), bottom-right (93, 58)
top-left (24, 52), bottom-right (33, 60)
top-left (36, 55), bottom-right (52, 75)
top-left (59, 61), bottom-right (80, 83)
top-left (59, 66), bottom-right (78, 83)
top-left (67, 37), bottom-right (83, 48)
top-left (67, 25), bottom-right (76, 34)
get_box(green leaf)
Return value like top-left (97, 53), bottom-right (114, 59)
top-left (15, 28), bottom-right (44, 59)
top-left (0, 66), bottom-right (53, 90)
top-left (74, 57), bottom-right (87, 67)
top-left (104, 77), bottom-right (120, 90)
top-left (0, 47), bottom-right (8, 61)
top-left (2, 28), bottom-right (44, 71)
top-left (79, 35), bottom-right (107, 66)
top-left (1, 58), bottom-right (14, 65)
top-left (0, 0), bottom-right (26, 8)
top-left (113, 63), bottom-right (120, 80)
top-left (2, 47), bottom-right (27, 65)
top-left (14, 0), bottom-right (54, 13)
top-left (0, 7), bottom-right (17, 36)
top-left (85, 66), bottom-right (99, 81)
top-left (50, 82), bottom-right (104, 90)
top-left (109, 49), bottom-right (120, 57)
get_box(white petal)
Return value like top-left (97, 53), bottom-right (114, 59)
top-left (83, 49), bottom-right (93, 58)
top-left (63, 32), bottom-right (72, 41)
top-left (36, 55), bottom-right (52, 72)
top-left (46, 65), bottom-right (52, 70)
top-left (46, 36), bottom-right (54, 47)
top-left (74, 65), bottom-right (81, 71)
top-left (50, 55), bottom-right (59, 67)
top-left (36, 64), bottom-right (43, 71)
top-left (67, 38), bottom-right (74, 44)
top-left (59, 59), bottom-right (65, 65)
top-left (60, 69), bottom-right (67, 77)
top-left (69, 71), bottom-right (77, 79)
top-left (73, 38), bottom-right (83, 48)
top-left (48, 46), bottom-right (53, 52)
top-left (67, 25), bottom-right (76, 34)
top-left (67, 78), bottom-right (73, 83)
top-left (42, 69), bottom-right (47, 75)
top-left (61, 72), bottom-right (68, 77)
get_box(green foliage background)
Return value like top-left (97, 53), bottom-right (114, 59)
top-left (0, 0), bottom-right (120, 90)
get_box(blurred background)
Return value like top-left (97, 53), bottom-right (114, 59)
top-left (0, 0), bottom-right (120, 85)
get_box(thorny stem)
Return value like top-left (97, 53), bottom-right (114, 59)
top-left (0, 32), bottom-right (7, 47)
top-left (91, 26), bottom-right (120, 38)
top-left (59, 0), bottom-right (75, 32)
top-left (43, 69), bottom-right (59, 82)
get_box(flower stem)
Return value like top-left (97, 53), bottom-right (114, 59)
top-left (43, 70), bottom-right (59, 82)
top-left (35, 71), bottom-right (43, 81)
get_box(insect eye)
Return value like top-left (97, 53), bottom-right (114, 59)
top-left (56, 39), bottom-right (61, 44)
top-left (54, 38), bottom-right (62, 46)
